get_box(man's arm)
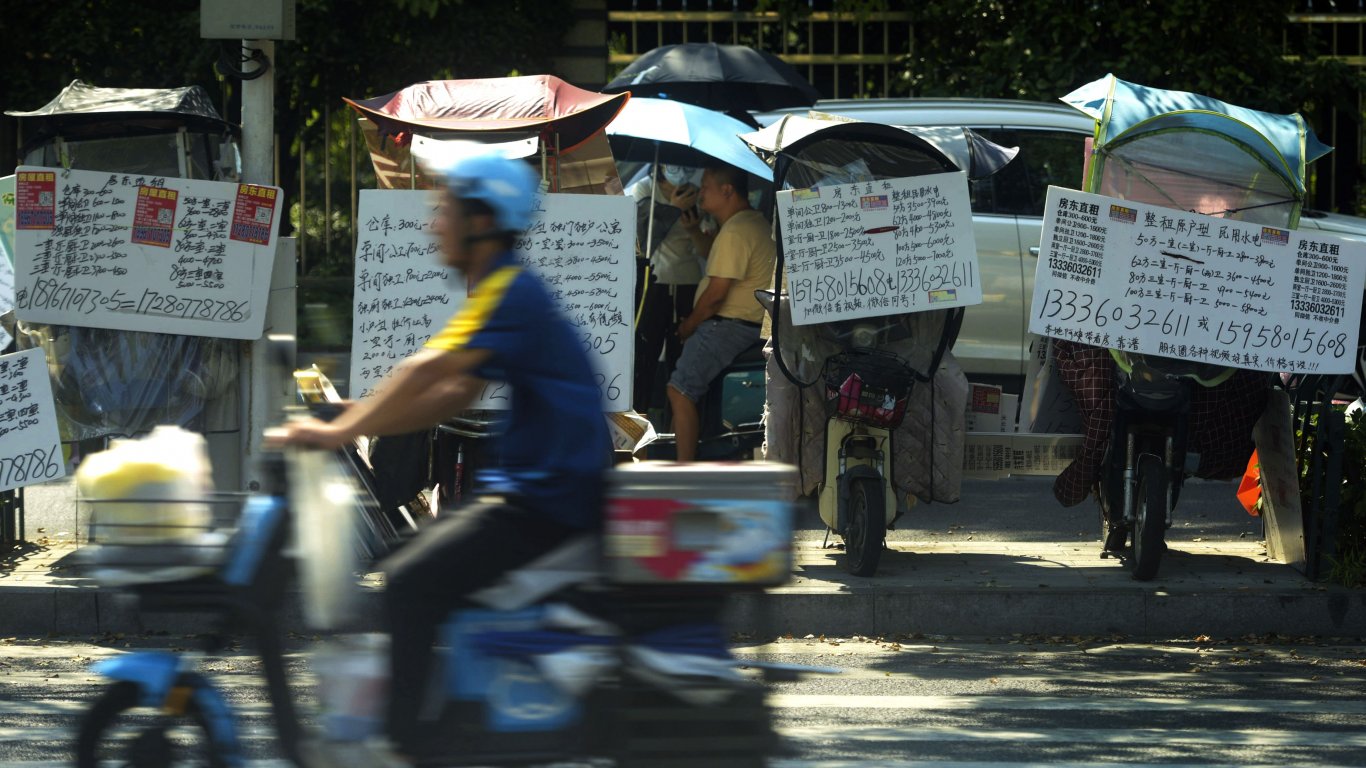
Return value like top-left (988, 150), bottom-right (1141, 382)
top-left (276, 346), bottom-right (491, 449)
top-left (678, 276), bottom-right (733, 340)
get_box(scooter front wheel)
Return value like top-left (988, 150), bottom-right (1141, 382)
top-left (1131, 453), bottom-right (1168, 582)
top-left (75, 681), bottom-right (230, 768)
top-left (844, 477), bottom-right (886, 577)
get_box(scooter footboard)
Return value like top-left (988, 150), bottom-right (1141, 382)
top-left (428, 599), bottom-right (775, 766)
top-left (431, 606), bottom-right (595, 764)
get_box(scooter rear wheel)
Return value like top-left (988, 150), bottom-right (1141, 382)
top-left (844, 477), bottom-right (886, 577)
top-left (75, 681), bottom-right (228, 768)
top-left (1131, 453), bottom-right (1168, 582)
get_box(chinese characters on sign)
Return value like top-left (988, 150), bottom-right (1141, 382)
top-left (777, 171), bottom-right (981, 325)
top-left (11, 167), bottom-right (280, 340)
top-left (349, 191), bottom-right (635, 410)
top-left (1030, 186), bottom-right (1366, 374)
top-left (0, 348), bottom-right (66, 493)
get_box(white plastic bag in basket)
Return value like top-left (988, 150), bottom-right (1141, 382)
top-left (287, 447), bottom-right (361, 630)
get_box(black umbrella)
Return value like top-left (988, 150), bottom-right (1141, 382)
top-left (603, 43), bottom-right (821, 114)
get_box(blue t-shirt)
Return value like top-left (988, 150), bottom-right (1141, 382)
top-left (424, 251), bottom-right (610, 529)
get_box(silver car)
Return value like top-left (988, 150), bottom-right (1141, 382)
top-left (759, 98), bottom-right (1095, 391)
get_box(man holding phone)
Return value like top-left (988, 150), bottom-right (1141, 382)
top-left (630, 164), bottom-right (715, 412)
top-left (667, 162), bottom-right (775, 462)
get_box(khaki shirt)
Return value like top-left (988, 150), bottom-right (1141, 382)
top-left (696, 209), bottom-right (776, 324)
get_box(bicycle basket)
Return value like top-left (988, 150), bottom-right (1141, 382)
top-left (80, 493), bottom-right (249, 586)
top-left (823, 349), bottom-right (916, 428)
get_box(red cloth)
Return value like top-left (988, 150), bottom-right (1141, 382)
top-left (1050, 340), bottom-right (1268, 507)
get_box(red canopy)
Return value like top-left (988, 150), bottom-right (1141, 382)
top-left (344, 75), bottom-right (629, 154)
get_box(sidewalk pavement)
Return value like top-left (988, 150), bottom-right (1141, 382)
top-left (3, 533), bottom-right (1363, 640)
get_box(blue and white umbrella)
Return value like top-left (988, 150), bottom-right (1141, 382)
top-left (607, 97), bottom-right (774, 181)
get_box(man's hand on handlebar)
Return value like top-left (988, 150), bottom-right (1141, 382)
top-left (264, 419), bottom-right (354, 451)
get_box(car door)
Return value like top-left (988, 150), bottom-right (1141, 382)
top-left (970, 127), bottom-right (1090, 387)
top-left (952, 125), bottom-right (1029, 384)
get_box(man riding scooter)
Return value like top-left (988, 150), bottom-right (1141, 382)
top-left (272, 150), bottom-right (612, 762)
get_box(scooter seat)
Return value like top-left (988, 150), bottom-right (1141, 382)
top-left (469, 535), bottom-right (600, 611)
top-left (731, 339), bottom-right (767, 366)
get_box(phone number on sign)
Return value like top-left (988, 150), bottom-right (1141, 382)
top-left (792, 263), bottom-right (975, 304)
top-left (478, 373), bottom-right (623, 406)
top-left (1214, 321), bottom-right (1350, 358)
top-left (1036, 289), bottom-right (1194, 335)
top-left (1, 445), bottom-right (62, 488)
top-left (1037, 289), bottom-right (1352, 359)
top-left (17, 278), bottom-right (249, 322)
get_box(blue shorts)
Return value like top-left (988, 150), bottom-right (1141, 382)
top-left (668, 317), bottom-right (760, 402)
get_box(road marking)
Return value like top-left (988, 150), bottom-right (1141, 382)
top-left (772, 762), bottom-right (1363, 768)
top-left (778, 723), bottom-right (1366, 748)
top-left (769, 693), bottom-right (1366, 714)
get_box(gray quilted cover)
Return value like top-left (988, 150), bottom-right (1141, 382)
top-left (762, 308), bottom-right (967, 504)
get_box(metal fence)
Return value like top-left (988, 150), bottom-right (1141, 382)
top-left (1288, 9), bottom-right (1366, 214)
top-left (606, 2), bottom-right (912, 99)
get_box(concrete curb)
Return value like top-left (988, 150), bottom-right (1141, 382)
top-left (726, 587), bottom-right (1366, 639)
top-left (5, 541), bottom-right (1365, 639)
top-left (5, 580), bottom-right (1365, 641)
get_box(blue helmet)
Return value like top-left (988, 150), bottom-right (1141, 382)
top-left (438, 151), bottom-right (541, 233)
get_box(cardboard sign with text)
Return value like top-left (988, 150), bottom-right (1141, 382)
top-left (777, 171), bottom-right (980, 326)
top-left (0, 348), bottom-right (66, 492)
top-left (12, 167), bottom-right (280, 340)
top-left (349, 191), bottom-right (635, 411)
top-left (1031, 187), bottom-right (1366, 374)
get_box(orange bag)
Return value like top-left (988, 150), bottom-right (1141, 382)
top-left (1236, 449), bottom-right (1261, 516)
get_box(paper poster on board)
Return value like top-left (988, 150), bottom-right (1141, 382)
top-left (1031, 186), bottom-right (1366, 374)
top-left (349, 190), bottom-right (635, 411)
top-left (0, 174), bottom-right (15, 261)
top-left (0, 348), bottom-right (66, 492)
top-left (0, 239), bottom-right (13, 351)
top-left (776, 171), bottom-right (980, 326)
top-left (11, 166), bottom-right (280, 340)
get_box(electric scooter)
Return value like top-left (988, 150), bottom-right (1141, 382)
top-left (74, 346), bottom-right (797, 766)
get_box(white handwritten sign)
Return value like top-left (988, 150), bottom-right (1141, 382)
top-left (1031, 187), bottom-right (1366, 374)
top-left (11, 166), bottom-right (279, 340)
top-left (0, 239), bottom-right (13, 351)
top-left (349, 191), bottom-right (635, 410)
top-left (777, 171), bottom-right (980, 326)
top-left (0, 348), bottom-right (66, 492)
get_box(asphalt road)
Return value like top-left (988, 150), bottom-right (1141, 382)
top-left (1, 633), bottom-right (1363, 766)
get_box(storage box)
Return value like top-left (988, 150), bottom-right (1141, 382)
top-left (1001, 393), bottom-right (1020, 432)
top-left (966, 383), bottom-right (1007, 433)
top-left (962, 433), bottom-right (1085, 479)
top-left (605, 462), bottom-right (798, 586)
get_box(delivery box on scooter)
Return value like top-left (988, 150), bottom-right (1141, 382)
top-left (605, 462), bottom-right (798, 586)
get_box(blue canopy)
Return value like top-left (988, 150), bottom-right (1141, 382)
top-left (606, 97), bottom-right (773, 180)
top-left (1061, 74), bottom-right (1331, 195)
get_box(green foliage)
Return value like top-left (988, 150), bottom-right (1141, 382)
top-left (1325, 410), bottom-right (1366, 587)
top-left (1297, 407), bottom-right (1366, 587)
top-left (9, 1), bottom-right (220, 112)
top-left (893, 0), bottom-right (1362, 117)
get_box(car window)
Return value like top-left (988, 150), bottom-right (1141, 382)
top-left (972, 129), bottom-right (1088, 217)
top-left (968, 175), bottom-right (997, 213)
